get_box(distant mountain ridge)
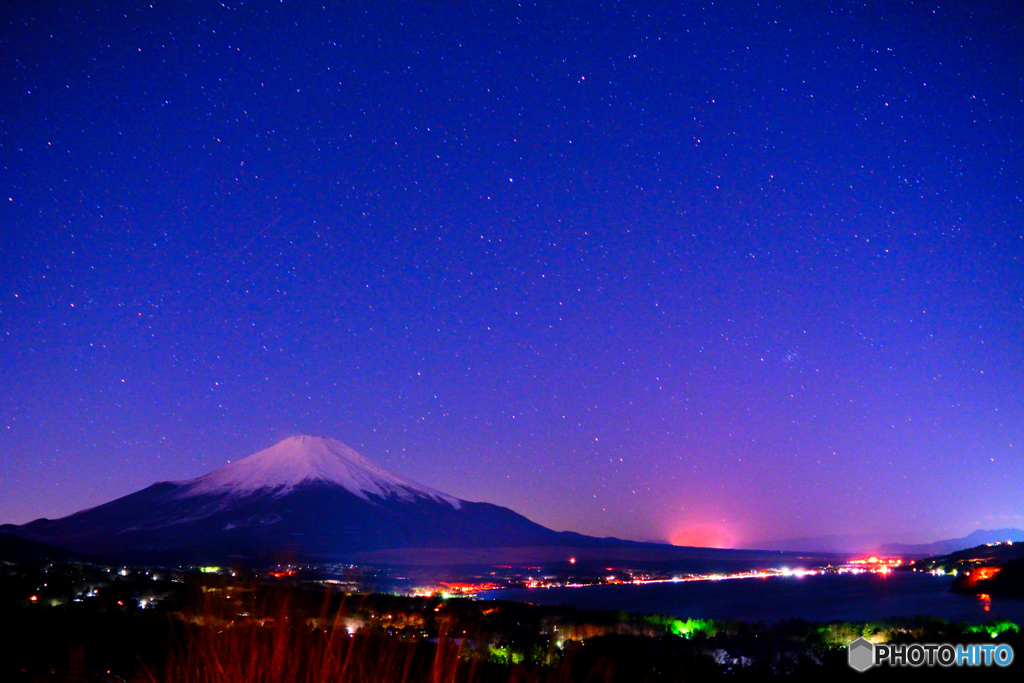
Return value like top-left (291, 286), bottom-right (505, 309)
top-left (879, 529), bottom-right (1024, 558)
top-left (740, 528), bottom-right (1024, 557)
top-left (738, 534), bottom-right (879, 555)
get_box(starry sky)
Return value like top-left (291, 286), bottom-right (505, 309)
top-left (2, 1), bottom-right (1022, 548)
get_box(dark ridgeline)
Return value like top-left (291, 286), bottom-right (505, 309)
top-left (0, 531), bottom-right (81, 563)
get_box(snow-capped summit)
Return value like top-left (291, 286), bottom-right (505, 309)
top-left (180, 435), bottom-right (461, 508)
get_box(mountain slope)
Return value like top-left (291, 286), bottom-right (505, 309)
top-left (9, 436), bottom-right (568, 562)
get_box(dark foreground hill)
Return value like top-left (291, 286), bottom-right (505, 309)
top-left (912, 542), bottom-right (1024, 599)
top-left (0, 531), bottom-right (81, 563)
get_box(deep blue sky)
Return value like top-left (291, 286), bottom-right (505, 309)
top-left (2, 1), bottom-right (1022, 547)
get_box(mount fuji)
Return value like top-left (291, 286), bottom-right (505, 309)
top-left (6, 436), bottom-right (819, 570)
top-left (8, 436), bottom-right (572, 563)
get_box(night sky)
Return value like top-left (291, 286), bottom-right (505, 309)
top-left (2, 1), bottom-right (1022, 548)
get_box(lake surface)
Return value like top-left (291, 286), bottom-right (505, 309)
top-left (480, 572), bottom-right (1024, 624)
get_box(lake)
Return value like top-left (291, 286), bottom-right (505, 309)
top-left (480, 572), bottom-right (1024, 624)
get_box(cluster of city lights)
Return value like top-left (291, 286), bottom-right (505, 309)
top-left (429, 566), bottom-right (839, 595)
top-left (847, 557), bottom-right (902, 566)
top-left (404, 556), bottom-right (922, 596)
top-left (839, 557), bottom-right (902, 574)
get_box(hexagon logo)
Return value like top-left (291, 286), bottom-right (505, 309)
top-left (848, 637), bottom-right (875, 672)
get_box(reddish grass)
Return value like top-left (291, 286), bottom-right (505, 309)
top-left (138, 588), bottom-right (534, 683)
